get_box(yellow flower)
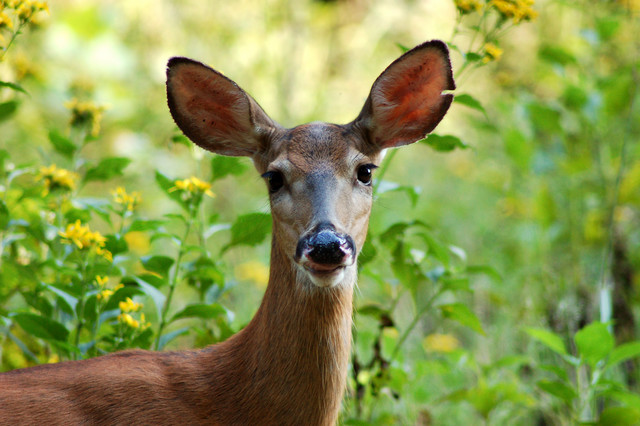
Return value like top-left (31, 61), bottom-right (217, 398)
top-left (119, 297), bottom-right (142, 313)
top-left (36, 164), bottom-right (78, 195)
top-left (118, 313), bottom-right (140, 329)
top-left (95, 275), bottom-right (109, 287)
top-left (97, 289), bottom-right (113, 301)
top-left (454, 0), bottom-right (482, 13)
top-left (111, 186), bottom-right (141, 211)
top-left (423, 333), bottom-right (461, 353)
top-left (170, 176), bottom-right (215, 199)
top-left (64, 98), bottom-right (106, 137)
top-left (490, 0), bottom-right (537, 23)
top-left (482, 43), bottom-right (503, 63)
top-left (235, 260), bottom-right (270, 289)
top-left (58, 220), bottom-right (113, 262)
top-left (0, 11), bottom-right (13, 29)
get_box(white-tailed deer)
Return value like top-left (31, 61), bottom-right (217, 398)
top-left (0, 40), bottom-right (454, 425)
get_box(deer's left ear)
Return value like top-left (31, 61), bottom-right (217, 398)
top-left (352, 40), bottom-right (455, 151)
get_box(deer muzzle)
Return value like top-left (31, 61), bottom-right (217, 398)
top-left (295, 223), bottom-right (356, 286)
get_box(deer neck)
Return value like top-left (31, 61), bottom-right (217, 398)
top-left (205, 239), bottom-right (355, 424)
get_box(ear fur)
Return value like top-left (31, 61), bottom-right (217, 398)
top-left (353, 40), bottom-right (455, 150)
top-left (166, 57), bottom-right (279, 157)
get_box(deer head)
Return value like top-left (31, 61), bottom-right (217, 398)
top-left (166, 40), bottom-right (454, 290)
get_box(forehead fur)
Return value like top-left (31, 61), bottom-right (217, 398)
top-left (275, 122), bottom-right (354, 172)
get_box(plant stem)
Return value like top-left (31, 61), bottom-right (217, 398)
top-left (389, 289), bottom-right (440, 362)
top-left (154, 217), bottom-right (192, 350)
top-left (372, 149), bottom-right (398, 198)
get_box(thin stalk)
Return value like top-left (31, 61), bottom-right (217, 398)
top-left (154, 217), bottom-right (193, 350)
top-left (0, 23), bottom-right (25, 62)
top-left (389, 289), bottom-right (440, 362)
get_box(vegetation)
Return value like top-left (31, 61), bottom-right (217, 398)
top-left (1, 0), bottom-right (639, 424)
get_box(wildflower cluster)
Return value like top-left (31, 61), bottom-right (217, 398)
top-left (36, 164), bottom-right (78, 195)
top-left (170, 176), bottom-right (214, 202)
top-left (454, 0), bottom-right (483, 14)
top-left (490, 0), bottom-right (537, 23)
top-left (0, 0), bottom-right (48, 51)
top-left (112, 186), bottom-right (141, 212)
top-left (64, 98), bottom-right (106, 137)
top-left (118, 297), bottom-right (150, 329)
top-left (95, 275), bottom-right (123, 301)
top-left (59, 220), bottom-right (113, 261)
top-left (482, 42), bottom-right (503, 63)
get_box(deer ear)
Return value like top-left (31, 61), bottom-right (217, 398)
top-left (166, 57), bottom-right (279, 157)
top-left (353, 40), bottom-right (455, 150)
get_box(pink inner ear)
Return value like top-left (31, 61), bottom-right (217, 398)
top-left (170, 63), bottom-right (253, 150)
top-left (372, 49), bottom-right (451, 148)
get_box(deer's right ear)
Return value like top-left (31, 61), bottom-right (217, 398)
top-left (166, 57), bottom-right (279, 157)
top-left (352, 40), bottom-right (455, 152)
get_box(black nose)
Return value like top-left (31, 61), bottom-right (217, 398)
top-left (296, 224), bottom-right (355, 265)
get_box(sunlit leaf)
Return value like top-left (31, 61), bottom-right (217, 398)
top-left (84, 157), bottom-right (131, 182)
top-left (0, 100), bottom-right (19, 122)
top-left (12, 312), bottom-right (69, 342)
top-left (420, 134), bottom-right (468, 152)
top-left (439, 303), bottom-right (484, 335)
top-left (223, 212), bottom-right (272, 252)
top-left (171, 303), bottom-right (226, 322)
top-left (211, 156), bottom-right (249, 181)
top-left (536, 379), bottom-right (577, 404)
top-left (524, 327), bottom-right (567, 356)
top-left (606, 341), bottom-right (640, 370)
top-left (0, 81), bottom-right (28, 94)
top-left (574, 321), bottom-right (613, 367)
top-left (48, 130), bottom-right (77, 160)
top-left (454, 94), bottom-right (486, 115)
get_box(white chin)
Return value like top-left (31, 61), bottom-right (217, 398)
top-left (307, 267), bottom-right (346, 288)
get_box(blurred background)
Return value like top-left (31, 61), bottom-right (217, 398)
top-left (1, 0), bottom-right (639, 424)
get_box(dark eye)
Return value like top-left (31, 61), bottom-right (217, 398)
top-left (262, 171), bottom-right (284, 193)
top-left (357, 164), bottom-right (376, 186)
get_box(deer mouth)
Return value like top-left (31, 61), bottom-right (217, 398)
top-left (295, 225), bottom-right (356, 286)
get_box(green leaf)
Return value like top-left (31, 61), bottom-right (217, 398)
top-left (376, 181), bottom-right (421, 207)
top-left (48, 130), bottom-right (77, 160)
top-left (0, 81), bottom-right (28, 94)
top-left (574, 322), bottom-right (614, 367)
top-left (129, 219), bottom-right (166, 232)
top-left (170, 133), bottom-right (191, 147)
top-left (606, 341), bottom-right (640, 370)
top-left (466, 265), bottom-right (502, 282)
top-left (132, 276), bottom-right (166, 320)
top-left (0, 100), bottom-right (19, 122)
top-left (141, 255), bottom-right (174, 278)
top-left (157, 327), bottom-right (190, 351)
top-left (211, 156), bottom-right (248, 181)
top-left (0, 199), bottom-right (8, 230)
top-left (223, 212), bottom-right (272, 252)
top-left (524, 327), bottom-right (567, 356)
top-left (12, 313), bottom-right (69, 342)
top-left (357, 304), bottom-right (389, 320)
top-left (155, 171), bottom-right (188, 210)
top-left (536, 379), bottom-right (577, 404)
top-left (539, 45), bottom-right (577, 67)
top-left (46, 284), bottom-right (79, 314)
top-left (439, 303), bottom-right (484, 335)
top-left (420, 134), bottom-right (468, 152)
top-left (84, 157), bottom-right (131, 183)
top-left (454, 94), bottom-right (486, 115)
top-left (170, 303), bottom-right (226, 322)
top-left (597, 407), bottom-right (640, 426)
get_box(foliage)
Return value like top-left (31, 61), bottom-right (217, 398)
top-left (1, 0), bottom-right (639, 424)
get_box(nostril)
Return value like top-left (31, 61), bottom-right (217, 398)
top-left (305, 230), bottom-right (353, 265)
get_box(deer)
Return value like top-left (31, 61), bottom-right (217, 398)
top-left (0, 40), bottom-right (454, 425)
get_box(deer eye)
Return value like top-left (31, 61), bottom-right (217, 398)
top-left (262, 171), bottom-right (284, 193)
top-left (356, 164), bottom-right (377, 186)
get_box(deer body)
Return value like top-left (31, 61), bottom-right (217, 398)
top-left (0, 40), bottom-right (454, 425)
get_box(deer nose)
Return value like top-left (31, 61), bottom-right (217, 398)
top-left (295, 223), bottom-right (355, 266)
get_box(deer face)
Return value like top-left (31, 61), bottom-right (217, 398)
top-left (166, 40), bottom-right (454, 289)
top-left (254, 123), bottom-right (380, 287)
